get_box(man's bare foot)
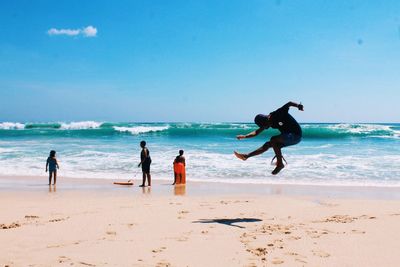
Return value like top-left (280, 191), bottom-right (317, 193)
top-left (234, 151), bottom-right (248, 161)
top-left (139, 184), bottom-right (145, 187)
top-left (272, 164), bottom-right (285, 175)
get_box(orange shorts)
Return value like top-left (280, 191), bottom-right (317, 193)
top-left (174, 162), bottom-right (185, 174)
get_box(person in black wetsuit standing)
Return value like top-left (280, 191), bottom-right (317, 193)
top-left (234, 101), bottom-right (304, 175)
top-left (138, 140), bottom-right (152, 187)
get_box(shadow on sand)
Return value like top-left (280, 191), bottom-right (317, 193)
top-left (193, 218), bottom-right (262, 228)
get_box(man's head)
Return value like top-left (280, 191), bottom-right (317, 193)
top-left (179, 150), bottom-right (184, 156)
top-left (254, 114), bottom-right (270, 128)
top-left (49, 150), bottom-right (56, 157)
top-left (140, 140), bottom-right (146, 148)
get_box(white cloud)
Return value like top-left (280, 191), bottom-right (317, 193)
top-left (82, 26), bottom-right (97, 37)
top-left (47, 26), bottom-right (97, 38)
top-left (47, 28), bottom-right (80, 36)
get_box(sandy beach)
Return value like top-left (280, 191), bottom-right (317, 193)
top-left (1, 176), bottom-right (400, 267)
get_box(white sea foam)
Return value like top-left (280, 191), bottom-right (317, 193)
top-left (59, 121), bottom-right (102, 130)
top-left (113, 125), bottom-right (169, 135)
top-left (0, 147), bottom-right (15, 153)
top-left (1, 150), bottom-right (399, 186)
top-left (0, 122), bottom-right (25, 130)
top-left (328, 123), bottom-right (393, 134)
top-left (1, 147), bottom-right (399, 186)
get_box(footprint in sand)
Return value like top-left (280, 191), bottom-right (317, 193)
top-left (49, 240), bottom-right (84, 249)
top-left (234, 200), bottom-right (250, 203)
top-left (315, 214), bottom-right (377, 224)
top-left (106, 231), bottom-right (117, 235)
top-left (25, 215), bottom-right (39, 219)
top-left (152, 247), bottom-right (167, 253)
top-left (286, 252), bottom-right (308, 263)
top-left (177, 210), bottom-right (189, 219)
top-left (287, 235), bottom-right (301, 240)
top-left (156, 261), bottom-right (171, 267)
top-left (312, 249), bottom-right (330, 258)
top-left (49, 217), bottom-right (69, 223)
top-left (178, 210), bottom-right (189, 214)
top-left (259, 223), bottom-right (296, 235)
top-left (48, 244), bottom-right (62, 248)
top-left (252, 247), bottom-right (268, 256)
top-left (351, 229), bottom-right (366, 234)
top-left (58, 256), bottom-right (71, 263)
top-left (78, 261), bottom-right (96, 266)
top-left (306, 228), bottom-right (331, 238)
top-left (317, 215), bottom-right (357, 223)
top-left (295, 258), bottom-right (307, 264)
top-left (359, 215), bottom-right (376, 220)
top-left (177, 236), bottom-right (188, 242)
top-left (1, 222), bottom-right (21, 229)
top-left (271, 258), bottom-right (284, 264)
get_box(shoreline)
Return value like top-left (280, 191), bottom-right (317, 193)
top-left (2, 174), bottom-right (400, 200)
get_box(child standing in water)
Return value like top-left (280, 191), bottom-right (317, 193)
top-left (173, 150), bottom-right (186, 185)
top-left (46, 150), bottom-right (59, 185)
top-left (138, 141), bottom-right (151, 187)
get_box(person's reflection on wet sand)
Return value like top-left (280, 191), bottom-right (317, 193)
top-left (174, 184), bottom-right (186, 196)
top-left (48, 185), bottom-right (56, 193)
top-left (141, 186), bottom-right (151, 195)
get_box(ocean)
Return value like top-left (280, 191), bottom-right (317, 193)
top-left (0, 121), bottom-right (399, 186)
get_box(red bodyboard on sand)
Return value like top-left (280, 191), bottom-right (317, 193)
top-left (113, 182), bottom-right (134, 186)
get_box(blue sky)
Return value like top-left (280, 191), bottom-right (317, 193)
top-left (0, 0), bottom-right (399, 122)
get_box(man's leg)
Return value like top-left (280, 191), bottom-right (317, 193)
top-left (173, 172), bottom-right (177, 185)
top-left (140, 172), bottom-right (146, 187)
top-left (147, 173), bottom-right (151, 186)
top-left (234, 142), bottom-right (271, 160)
top-left (270, 135), bottom-right (285, 175)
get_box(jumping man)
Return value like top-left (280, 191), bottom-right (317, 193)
top-left (234, 101), bottom-right (304, 175)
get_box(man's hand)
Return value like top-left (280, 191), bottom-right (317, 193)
top-left (138, 163), bottom-right (142, 168)
top-left (236, 135), bottom-right (246, 140)
top-left (45, 169), bottom-right (48, 173)
top-left (298, 104), bottom-right (304, 111)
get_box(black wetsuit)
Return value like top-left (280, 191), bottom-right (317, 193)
top-left (141, 148), bottom-right (151, 173)
top-left (269, 103), bottom-right (302, 136)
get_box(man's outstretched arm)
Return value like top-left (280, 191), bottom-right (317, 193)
top-left (283, 101), bottom-right (304, 111)
top-left (237, 127), bottom-right (264, 140)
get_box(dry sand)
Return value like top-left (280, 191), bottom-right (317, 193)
top-left (1, 177), bottom-right (400, 267)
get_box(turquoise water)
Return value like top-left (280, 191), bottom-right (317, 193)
top-left (0, 121), bottom-right (399, 186)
